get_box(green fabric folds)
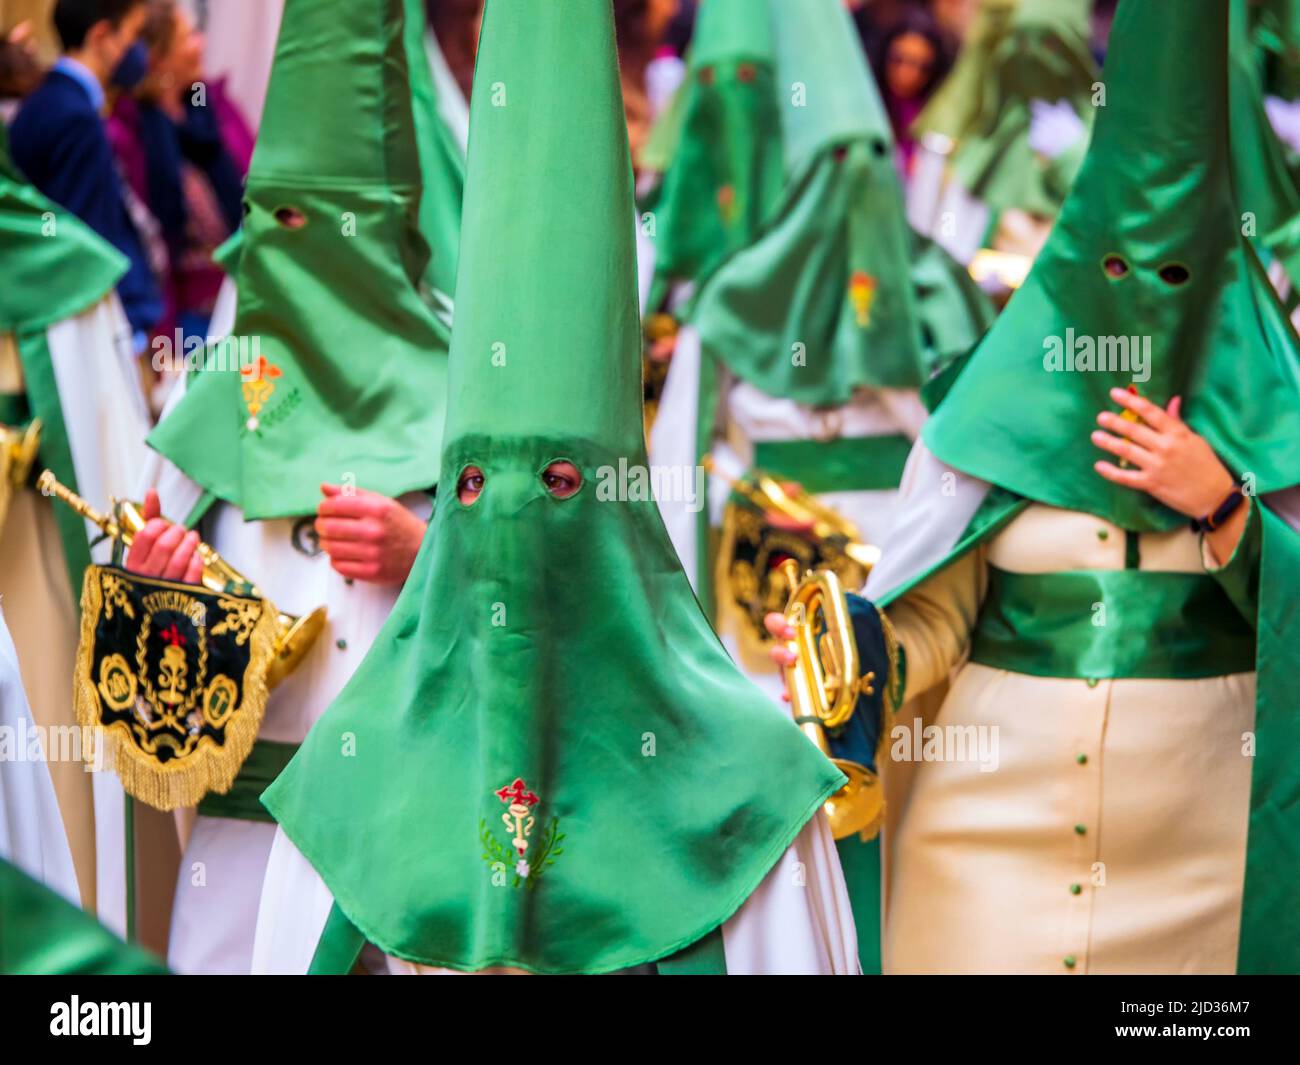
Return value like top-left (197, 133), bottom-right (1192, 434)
top-left (970, 567), bottom-right (1258, 679)
top-left (0, 127), bottom-right (126, 333)
top-left (753, 434), bottom-right (912, 494)
top-left (148, 0), bottom-right (450, 520)
top-left (1230, 0), bottom-right (1300, 288)
top-left (925, 0), bottom-right (1300, 533)
top-left (0, 858), bottom-right (166, 974)
top-left (263, 0), bottom-right (842, 974)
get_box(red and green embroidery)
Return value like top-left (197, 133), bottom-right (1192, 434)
top-left (479, 777), bottom-right (564, 889)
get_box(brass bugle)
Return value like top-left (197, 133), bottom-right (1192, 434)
top-left (779, 557), bottom-right (883, 841)
top-left (37, 469), bottom-right (326, 688)
top-left (702, 455), bottom-right (881, 571)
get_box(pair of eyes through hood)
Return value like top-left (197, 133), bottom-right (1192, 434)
top-left (1101, 254), bottom-right (1191, 286)
top-left (456, 461), bottom-right (583, 506)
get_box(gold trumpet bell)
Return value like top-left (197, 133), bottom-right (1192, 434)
top-left (825, 758), bottom-right (884, 841)
top-left (267, 606), bottom-right (328, 687)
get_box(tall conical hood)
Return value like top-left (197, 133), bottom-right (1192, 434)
top-left (263, 0), bottom-right (841, 974)
top-left (0, 127), bottom-right (126, 333)
top-left (443, 0), bottom-right (641, 457)
top-left (925, 0), bottom-right (1300, 530)
top-left (769, 0), bottom-right (891, 173)
top-left (643, 0), bottom-right (783, 296)
top-left (148, 0), bottom-right (450, 519)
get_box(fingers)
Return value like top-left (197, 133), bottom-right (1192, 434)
top-left (318, 538), bottom-right (381, 564)
top-left (1091, 429), bottom-right (1153, 468)
top-left (1109, 386), bottom-right (1174, 432)
top-left (313, 516), bottom-right (384, 542)
top-left (161, 530), bottom-right (201, 581)
top-left (1166, 395), bottom-right (1183, 421)
top-left (126, 518), bottom-right (166, 574)
top-left (140, 521), bottom-right (186, 576)
top-left (142, 489), bottom-right (161, 522)
top-left (328, 558), bottom-right (382, 582)
top-left (1096, 410), bottom-right (1161, 451)
top-left (183, 551), bottom-right (204, 586)
top-left (317, 491), bottom-right (385, 520)
top-left (763, 612), bottom-right (795, 641)
top-left (1094, 460), bottom-right (1147, 488)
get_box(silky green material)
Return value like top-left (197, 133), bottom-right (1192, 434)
top-left (753, 434), bottom-right (912, 494)
top-left (948, 0), bottom-right (1097, 217)
top-left (264, 0), bottom-right (842, 975)
top-left (687, 0), bottom-right (934, 405)
top-left (0, 128), bottom-right (126, 333)
top-left (404, 0), bottom-right (465, 304)
top-left (970, 567), bottom-right (1258, 679)
top-left (926, 0), bottom-right (1300, 534)
top-left (148, 0), bottom-right (450, 520)
top-left (0, 858), bottom-right (166, 974)
top-left (1231, 0), bottom-right (1300, 287)
top-left (645, 0), bottom-right (784, 299)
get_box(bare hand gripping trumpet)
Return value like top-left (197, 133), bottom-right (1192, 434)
top-left (778, 557), bottom-right (886, 841)
top-left (37, 469), bottom-right (325, 687)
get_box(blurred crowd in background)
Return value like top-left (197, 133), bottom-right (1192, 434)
top-left (0, 0), bottom-right (1120, 411)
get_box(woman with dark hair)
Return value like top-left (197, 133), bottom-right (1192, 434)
top-left (873, 8), bottom-right (953, 179)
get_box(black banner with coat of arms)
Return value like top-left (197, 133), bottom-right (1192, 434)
top-left (75, 565), bottom-right (278, 811)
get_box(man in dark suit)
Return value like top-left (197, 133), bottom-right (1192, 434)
top-left (9, 0), bottom-right (161, 342)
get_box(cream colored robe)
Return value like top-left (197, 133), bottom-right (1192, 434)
top-left (881, 503), bottom-right (1256, 974)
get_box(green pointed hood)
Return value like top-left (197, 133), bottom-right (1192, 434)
top-left (147, 0), bottom-right (450, 519)
top-left (263, 0), bottom-right (842, 974)
top-left (404, 0), bottom-right (465, 306)
top-left (925, 0), bottom-right (1300, 530)
top-left (0, 127), bottom-right (126, 334)
top-left (644, 0), bottom-right (784, 296)
top-left (1231, 0), bottom-right (1300, 286)
top-left (685, 0), bottom-right (938, 405)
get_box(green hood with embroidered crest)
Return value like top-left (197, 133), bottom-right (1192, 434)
top-left (262, 0), bottom-right (842, 974)
top-left (926, 0), bottom-right (1300, 533)
top-left (147, 0), bottom-right (450, 519)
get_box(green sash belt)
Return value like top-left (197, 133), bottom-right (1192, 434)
top-left (753, 434), bottom-right (911, 495)
top-left (969, 566), bottom-right (1257, 681)
top-left (196, 739), bottom-right (299, 823)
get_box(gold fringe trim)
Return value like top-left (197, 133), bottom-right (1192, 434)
top-left (75, 565), bottom-right (279, 811)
